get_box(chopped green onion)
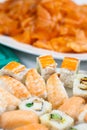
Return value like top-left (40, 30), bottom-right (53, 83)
top-left (50, 113), bottom-right (62, 120)
top-left (26, 102), bottom-right (33, 107)
top-left (70, 127), bottom-right (77, 130)
top-left (50, 113), bottom-right (66, 123)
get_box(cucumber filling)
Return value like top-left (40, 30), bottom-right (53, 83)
top-left (50, 113), bottom-right (65, 123)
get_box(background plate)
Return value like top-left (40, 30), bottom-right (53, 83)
top-left (0, 0), bottom-right (87, 61)
top-left (0, 35), bottom-right (87, 61)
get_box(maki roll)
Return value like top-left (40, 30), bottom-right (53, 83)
top-left (60, 57), bottom-right (79, 88)
top-left (19, 96), bottom-right (52, 116)
top-left (0, 61), bottom-right (28, 81)
top-left (37, 55), bottom-right (57, 80)
top-left (40, 110), bottom-right (74, 130)
top-left (70, 123), bottom-right (87, 130)
top-left (73, 74), bottom-right (87, 98)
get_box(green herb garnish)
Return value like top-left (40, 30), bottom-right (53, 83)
top-left (26, 102), bottom-right (33, 107)
top-left (70, 127), bottom-right (77, 130)
top-left (50, 113), bottom-right (62, 120)
top-left (50, 113), bottom-right (65, 123)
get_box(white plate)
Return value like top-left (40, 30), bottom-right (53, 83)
top-left (0, 35), bottom-right (87, 61)
top-left (73, 0), bottom-right (87, 5)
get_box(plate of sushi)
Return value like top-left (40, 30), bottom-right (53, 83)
top-left (0, 55), bottom-right (87, 130)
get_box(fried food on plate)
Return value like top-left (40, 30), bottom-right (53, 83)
top-left (0, 0), bottom-right (87, 53)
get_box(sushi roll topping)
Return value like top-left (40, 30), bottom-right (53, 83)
top-left (50, 113), bottom-right (65, 123)
top-left (25, 99), bottom-right (43, 111)
top-left (79, 77), bottom-right (87, 90)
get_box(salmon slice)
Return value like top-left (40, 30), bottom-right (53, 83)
top-left (47, 73), bottom-right (68, 109)
top-left (13, 123), bottom-right (48, 130)
top-left (59, 96), bottom-right (85, 120)
top-left (0, 110), bottom-right (39, 130)
top-left (25, 69), bottom-right (47, 99)
top-left (0, 75), bottom-right (31, 100)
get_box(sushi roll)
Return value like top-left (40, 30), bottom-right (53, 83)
top-left (19, 96), bottom-right (52, 116)
top-left (0, 61), bottom-right (28, 81)
top-left (13, 123), bottom-right (48, 130)
top-left (70, 123), bottom-right (87, 130)
top-left (25, 69), bottom-right (47, 99)
top-left (40, 110), bottom-right (74, 130)
top-left (37, 55), bottom-right (57, 80)
top-left (73, 74), bottom-right (87, 98)
top-left (59, 96), bottom-right (85, 120)
top-left (47, 73), bottom-right (68, 109)
top-left (0, 87), bottom-right (21, 112)
top-left (0, 75), bottom-right (31, 100)
top-left (60, 57), bottom-right (80, 88)
top-left (0, 110), bottom-right (39, 130)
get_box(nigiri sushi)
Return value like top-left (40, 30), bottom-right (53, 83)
top-left (59, 96), bottom-right (85, 120)
top-left (19, 96), bottom-right (52, 116)
top-left (13, 123), bottom-right (48, 130)
top-left (73, 74), bottom-right (87, 98)
top-left (0, 101), bottom-right (6, 114)
top-left (0, 75), bottom-right (31, 100)
top-left (40, 110), bottom-right (74, 130)
top-left (0, 61), bottom-right (28, 81)
top-left (70, 123), bottom-right (87, 130)
top-left (0, 87), bottom-right (21, 112)
top-left (77, 104), bottom-right (87, 123)
top-left (47, 73), bottom-right (68, 109)
top-left (60, 57), bottom-right (79, 88)
top-left (37, 55), bottom-right (57, 80)
top-left (25, 69), bottom-right (47, 99)
top-left (0, 110), bottom-right (39, 130)
top-left (78, 110), bottom-right (87, 123)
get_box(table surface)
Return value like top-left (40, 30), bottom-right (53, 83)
top-left (14, 49), bottom-right (87, 71)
